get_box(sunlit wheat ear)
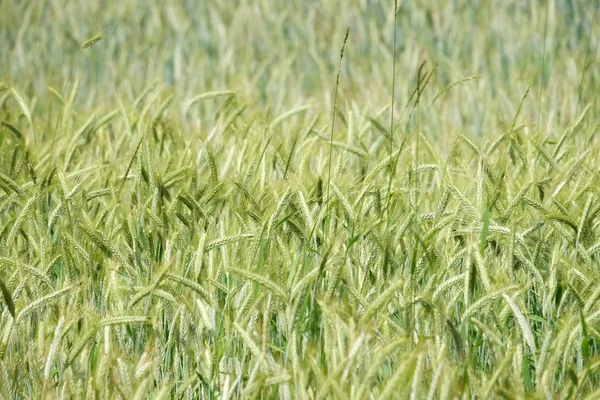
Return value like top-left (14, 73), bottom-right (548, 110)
top-left (44, 315), bottom-right (65, 380)
top-left (502, 293), bottom-right (537, 355)
top-left (80, 34), bottom-right (103, 51)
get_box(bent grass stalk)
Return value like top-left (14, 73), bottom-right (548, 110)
top-left (326, 28), bottom-right (349, 238)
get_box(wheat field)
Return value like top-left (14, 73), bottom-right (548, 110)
top-left (1, 0), bottom-right (600, 398)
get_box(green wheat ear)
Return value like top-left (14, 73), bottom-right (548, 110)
top-left (81, 34), bottom-right (103, 51)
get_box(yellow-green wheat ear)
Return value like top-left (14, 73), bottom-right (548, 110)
top-left (81, 34), bottom-right (103, 51)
